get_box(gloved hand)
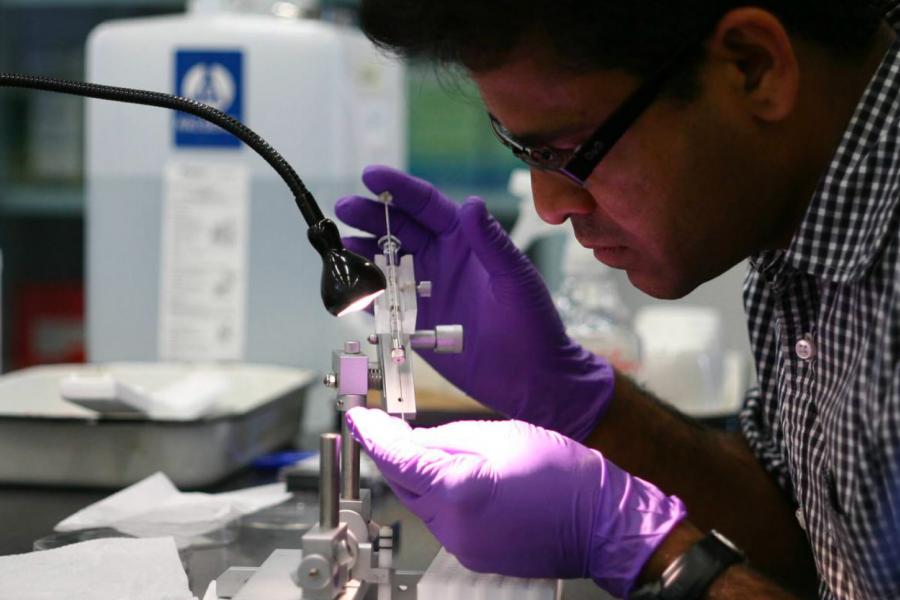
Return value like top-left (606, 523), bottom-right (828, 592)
top-left (346, 408), bottom-right (687, 597)
top-left (336, 166), bottom-right (614, 442)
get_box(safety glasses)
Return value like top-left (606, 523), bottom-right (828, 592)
top-left (489, 43), bottom-right (696, 185)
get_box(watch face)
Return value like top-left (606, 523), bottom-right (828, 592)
top-left (636, 531), bottom-right (746, 600)
top-left (711, 530), bottom-right (743, 556)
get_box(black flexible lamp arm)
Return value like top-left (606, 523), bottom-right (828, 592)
top-left (0, 72), bottom-right (386, 316)
top-left (1, 73), bottom-right (323, 225)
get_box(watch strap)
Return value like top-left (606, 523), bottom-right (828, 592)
top-left (631, 530), bottom-right (745, 600)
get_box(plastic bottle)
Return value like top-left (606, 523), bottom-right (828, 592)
top-left (554, 235), bottom-right (642, 374)
top-left (85, 0), bottom-right (406, 446)
top-left (507, 169), bottom-right (641, 374)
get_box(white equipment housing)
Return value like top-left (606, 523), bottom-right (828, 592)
top-left (85, 1), bottom-right (405, 388)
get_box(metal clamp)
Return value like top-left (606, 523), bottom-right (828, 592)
top-left (410, 325), bottom-right (464, 354)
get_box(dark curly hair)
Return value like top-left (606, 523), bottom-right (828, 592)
top-left (359, 1), bottom-right (887, 78)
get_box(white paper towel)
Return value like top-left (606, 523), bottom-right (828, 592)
top-left (56, 472), bottom-right (292, 539)
top-left (0, 537), bottom-right (193, 600)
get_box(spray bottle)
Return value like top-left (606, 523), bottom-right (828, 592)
top-left (508, 170), bottom-right (641, 374)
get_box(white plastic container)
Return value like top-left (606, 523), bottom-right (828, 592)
top-left (0, 362), bottom-right (315, 487)
top-left (634, 305), bottom-right (747, 416)
top-left (85, 1), bottom-right (406, 441)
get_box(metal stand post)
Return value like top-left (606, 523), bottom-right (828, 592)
top-left (319, 433), bottom-right (340, 529)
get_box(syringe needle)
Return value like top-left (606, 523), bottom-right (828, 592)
top-left (380, 191), bottom-right (393, 242)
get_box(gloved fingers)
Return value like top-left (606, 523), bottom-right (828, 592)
top-left (361, 165), bottom-right (460, 235)
top-left (459, 198), bottom-right (533, 278)
top-left (410, 419), bottom-right (515, 456)
top-left (335, 196), bottom-right (433, 254)
top-left (460, 197), bottom-right (558, 308)
top-left (410, 420), bottom-right (571, 470)
top-left (341, 236), bottom-right (380, 260)
top-left (345, 408), bottom-right (454, 497)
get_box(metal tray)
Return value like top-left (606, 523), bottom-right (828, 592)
top-left (0, 363), bottom-right (315, 488)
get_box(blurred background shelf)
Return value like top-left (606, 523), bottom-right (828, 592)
top-left (0, 0), bottom-right (184, 7)
top-left (1, 184), bottom-right (84, 217)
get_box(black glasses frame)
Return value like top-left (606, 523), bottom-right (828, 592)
top-left (489, 43), bottom-right (697, 185)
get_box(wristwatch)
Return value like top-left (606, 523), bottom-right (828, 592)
top-left (630, 530), bottom-right (745, 600)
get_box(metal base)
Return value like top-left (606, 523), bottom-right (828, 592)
top-left (389, 572), bottom-right (422, 600)
top-left (220, 550), bottom-right (422, 600)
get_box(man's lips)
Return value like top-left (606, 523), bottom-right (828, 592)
top-left (591, 245), bottom-right (632, 268)
top-left (575, 236), bottom-right (627, 253)
top-left (572, 231), bottom-right (635, 267)
top-left (575, 235), bottom-right (621, 250)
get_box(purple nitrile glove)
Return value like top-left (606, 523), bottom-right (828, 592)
top-left (336, 165), bottom-right (614, 442)
top-left (346, 408), bottom-right (687, 598)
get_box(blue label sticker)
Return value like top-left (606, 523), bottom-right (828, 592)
top-left (174, 50), bottom-right (244, 148)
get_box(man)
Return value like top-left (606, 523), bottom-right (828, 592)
top-left (335, 2), bottom-right (900, 598)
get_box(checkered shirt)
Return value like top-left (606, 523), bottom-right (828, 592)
top-left (739, 8), bottom-right (900, 599)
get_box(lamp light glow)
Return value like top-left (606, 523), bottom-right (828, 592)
top-left (338, 289), bottom-right (385, 317)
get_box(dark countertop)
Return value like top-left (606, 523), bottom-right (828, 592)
top-left (0, 472), bottom-right (610, 599)
top-left (0, 468), bottom-right (443, 597)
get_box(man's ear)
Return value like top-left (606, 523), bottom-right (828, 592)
top-left (705, 8), bottom-right (800, 123)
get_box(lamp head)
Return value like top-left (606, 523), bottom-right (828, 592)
top-left (308, 219), bottom-right (386, 317)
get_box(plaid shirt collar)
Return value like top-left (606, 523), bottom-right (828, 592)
top-left (753, 12), bottom-right (900, 284)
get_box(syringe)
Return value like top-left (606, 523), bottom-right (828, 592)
top-left (378, 192), bottom-right (407, 365)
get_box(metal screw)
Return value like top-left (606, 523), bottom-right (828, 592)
top-left (323, 373), bottom-right (337, 388)
top-left (367, 334), bottom-right (379, 345)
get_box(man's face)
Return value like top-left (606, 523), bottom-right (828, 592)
top-left (472, 42), bottom-right (790, 299)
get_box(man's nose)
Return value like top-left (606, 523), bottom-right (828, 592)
top-left (530, 169), bottom-right (595, 225)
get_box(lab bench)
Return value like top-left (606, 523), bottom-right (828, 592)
top-left (0, 464), bottom-right (613, 600)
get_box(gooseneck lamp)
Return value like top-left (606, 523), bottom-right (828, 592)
top-left (0, 73), bottom-right (386, 317)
